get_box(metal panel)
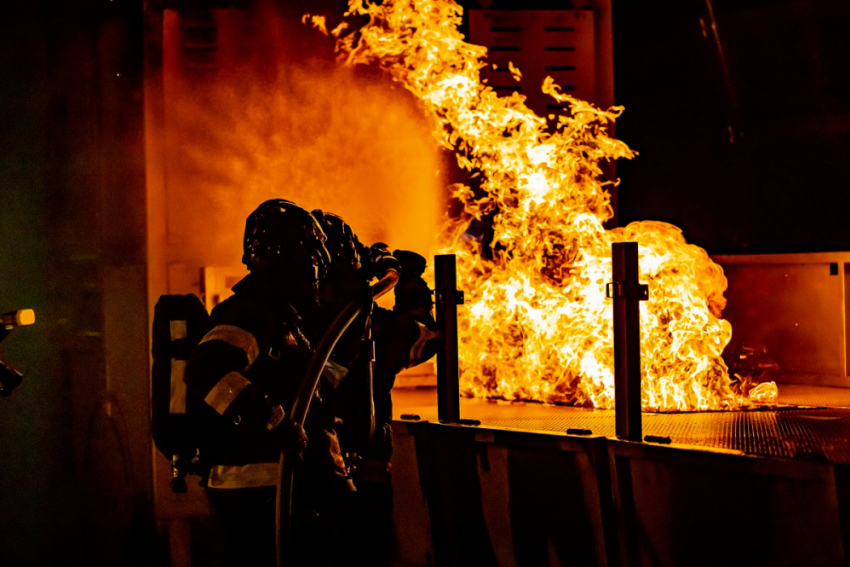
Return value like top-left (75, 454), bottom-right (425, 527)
top-left (393, 388), bottom-right (850, 464)
top-left (469, 10), bottom-right (596, 117)
top-left (104, 266), bottom-right (152, 495)
top-left (398, 420), bottom-right (614, 567)
top-left (607, 440), bottom-right (844, 567)
top-left (389, 423), bottom-right (435, 567)
top-left (714, 252), bottom-right (850, 387)
top-left (392, 403), bottom-right (850, 567)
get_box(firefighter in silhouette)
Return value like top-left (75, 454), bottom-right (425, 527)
top-left (185, 199), bottom-right (352, 566)
top-left (185, 199), bottom-right (438, 566)
top-left (311, 210), bottom-right (439, 566)
top-left (311, 210), bottom-right (436, 461)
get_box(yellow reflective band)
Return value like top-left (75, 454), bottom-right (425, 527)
top-left (170, 359), bottom-right (187, 414)
top-left (266, 405), bottom-right (286, 430)
top-left (204, 372), bottom-right (250, 415)
top-left (408, 322), bottom-right (437, 368)
top-left (199, 325), bottom-right (259, 366)
top-left (207, 463), bottom-right (280, 489)
top-left (322, 359), bottom-right (349, 389)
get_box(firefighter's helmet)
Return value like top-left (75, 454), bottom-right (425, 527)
top-left (242, 200), bottom-right (331, 282)
top-left (311, 209), bottom-right (362, 273)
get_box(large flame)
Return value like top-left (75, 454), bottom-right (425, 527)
top-left (317, 0), bottom-right (778, 411)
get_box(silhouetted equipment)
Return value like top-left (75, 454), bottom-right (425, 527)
top-left (150, 294), bottom-right (212, 492)
top-left (0, 308), bottom-right (34, 397)
top-left (0, 360), bottom-right (23, 397)
top-left (1, 309), bottom-right (35, 330)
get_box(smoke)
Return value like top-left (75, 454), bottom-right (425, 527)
top-left (161, 3), bottom-right (444, 268)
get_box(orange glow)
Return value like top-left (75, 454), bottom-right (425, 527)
top-left (324, 0), bottom-right (777, 411)
top-left (161, 6), bottom-right (443, 271)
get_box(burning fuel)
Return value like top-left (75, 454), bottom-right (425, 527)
top-left (313, 0), bottom-right (778, 411)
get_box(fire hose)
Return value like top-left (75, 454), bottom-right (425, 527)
top-left (276, 269), bottom-right (399, 567)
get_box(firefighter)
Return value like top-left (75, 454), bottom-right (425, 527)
top-left (184, 199), bottom-right (350, 566)
top-left (311, 210), bottom-right (437, 463)
top-left (185, 199), bottom-right (438, 566)
top-left (311, 210), bottom-right (439, 566)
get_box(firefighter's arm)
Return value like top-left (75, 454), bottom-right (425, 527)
top-left (184, 300), bottom-right (306, 454)
top-left (373, 307), bottom-right (438, 376)
top-left (393, 250), bottom-right (432, 314)
top-left (371, 250), bottom-right (439, 377)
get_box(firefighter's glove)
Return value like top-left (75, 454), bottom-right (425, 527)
top-left (270, 416), bottom-right (308, 456)
top-left (393, 249), bottom-right (433, 313)
top-left (394, 250), bottom-right (427, 277)
top-left (368, 243), bottom-right (401, 280)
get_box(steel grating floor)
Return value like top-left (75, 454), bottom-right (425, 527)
top-left (393, 384), bottom-right (850, 463)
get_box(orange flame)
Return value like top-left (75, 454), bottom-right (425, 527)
top-left (324, 0), bottom-right (777, 411)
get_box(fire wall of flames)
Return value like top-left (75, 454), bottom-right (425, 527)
top-left (316, 0), bottom-right (778, 411)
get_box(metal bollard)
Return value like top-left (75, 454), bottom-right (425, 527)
top-left (607, 242), bottom-right (648, 442)
top-left (435, 254), bottom-right (463, 423)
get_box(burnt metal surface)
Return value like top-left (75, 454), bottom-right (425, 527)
top-left (394, 385), bottom-right (850, 464)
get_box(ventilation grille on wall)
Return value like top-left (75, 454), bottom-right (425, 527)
top-left (469, 10), bottom-right (596, 117)
top-left (178, 9), bottom-right (217, 72)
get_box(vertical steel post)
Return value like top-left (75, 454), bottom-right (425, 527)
top-left (435, 254), bottom-right (462, 423)
top-left (609, 242), bottom-right (648, 442)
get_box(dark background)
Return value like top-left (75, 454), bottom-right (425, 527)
top-left (458, 0), bottom-right (850, 254)
top-left (613, 0), bottom-right (850, 254)
top-left (0, 0), bottom-right (848, 564)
